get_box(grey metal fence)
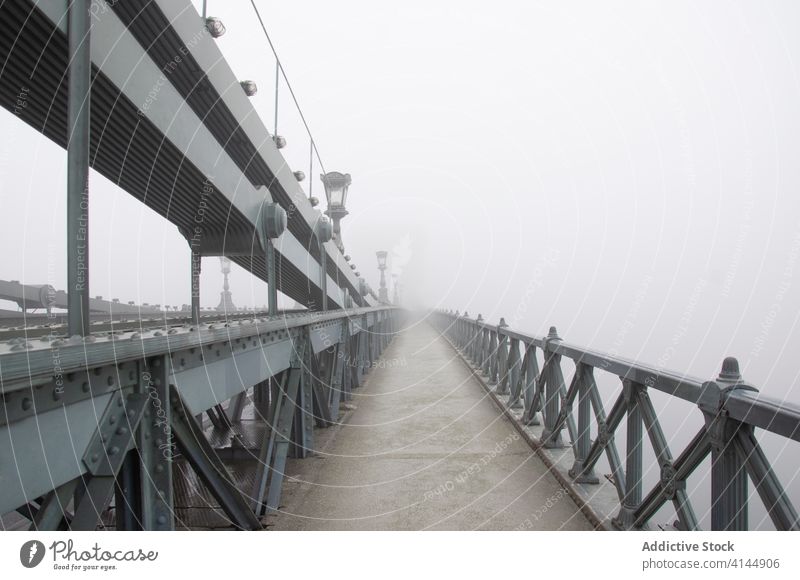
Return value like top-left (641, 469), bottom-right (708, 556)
top-left (432, 309), bottom-right (800, 531)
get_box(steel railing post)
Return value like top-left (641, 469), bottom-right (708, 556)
top-left (495, 318), bottom-right (509, 394)
top-left (700, 357), bottom-right (752, 531)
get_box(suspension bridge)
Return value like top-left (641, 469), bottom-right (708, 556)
top-left (0, 0), bottom-right (798, 532)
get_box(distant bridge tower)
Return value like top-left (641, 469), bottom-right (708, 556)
top-left (216, 257), bottom-right (236, 312)
top-left (376, 251), bottom-right (389, 303)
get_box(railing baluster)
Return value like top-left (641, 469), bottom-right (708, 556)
top-left (495, 319), bottom-right (510, 394)
top-left (508, 341), bottom-right (528, 408)
top-left (488, 330), bottom-right (499, 384)
top-left (569, 363), bottom-right (599, 483)
top-left (522, 344), bottom-right (541, 425)
top-left (541, 327), bottom-right (564, 447)
top-left (506, 338), bottom-right (523, 408)
top-left (480, 324), bottom-right (489, 370)
top-left (482, 328), bottom-right (493, 377)
top-left (614, 379), bottom-right (644, 529)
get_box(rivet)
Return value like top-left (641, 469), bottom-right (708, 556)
top-left (82, 382), bottom-right (90, 393)
top-left (90, 454), bottom-right (99, 462)
top-left (21, 398), bottom-right (32, 411)
top-left (116, 426), bottom-right (128, 436)
top-left (155, 464), bottom-right (164, 473)
top-left (108, 446), bottom-right (120, 456)
top-left (157, 515), bottom-right (167, 524)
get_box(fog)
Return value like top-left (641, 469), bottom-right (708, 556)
top-left (2, 0), bottom-right (800, 409)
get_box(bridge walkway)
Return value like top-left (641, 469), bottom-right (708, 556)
top-left (272, 319), bottom-right (593, 530)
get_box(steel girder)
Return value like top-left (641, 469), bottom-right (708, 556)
top-left (0, 307), bottom-right (398, 526)
top-left (0, 0), bottom-right (366, 309)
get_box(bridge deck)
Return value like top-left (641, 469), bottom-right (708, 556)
top-left (273, 320), bottom-right (592, 530)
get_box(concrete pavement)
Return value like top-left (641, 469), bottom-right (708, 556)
top-left (271, 318), bottom-right (593, 530)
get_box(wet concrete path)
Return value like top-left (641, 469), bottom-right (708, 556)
top-left (272, 320), bottom-right (592, 530)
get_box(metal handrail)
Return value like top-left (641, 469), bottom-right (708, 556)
top-left (432, 309), bottom-right (800, 531)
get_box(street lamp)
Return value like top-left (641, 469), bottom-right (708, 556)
top-left (321, 171), bottom-right (351, 252)
top-left (376, 250), bottom-right (389, 303)
top-left (216, 256), bottom-right (236, 312)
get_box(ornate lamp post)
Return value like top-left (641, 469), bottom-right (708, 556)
top-left (320, 171), bottom-right (351, 253)
top-left (376, 250), bottom-right (389, 303)
top-left (216, 257), bottom-right (236, 312)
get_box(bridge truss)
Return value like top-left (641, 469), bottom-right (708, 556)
top-left (0, 0), bottom-right (400, 530)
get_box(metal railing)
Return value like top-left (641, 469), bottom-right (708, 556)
top-left (0, 306), bottom-right (399, 530)
top-left (432, 309), bottom-right (800, 531)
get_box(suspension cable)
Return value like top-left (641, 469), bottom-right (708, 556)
top-left (249, 0), bottom-right (328, 179)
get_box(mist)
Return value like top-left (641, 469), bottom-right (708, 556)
top-left (2, 0), bottom-right (800, 408)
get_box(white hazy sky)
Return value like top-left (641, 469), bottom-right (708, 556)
top-left (2, 0), bottom-right (800, 404)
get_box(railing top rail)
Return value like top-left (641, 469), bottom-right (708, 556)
top-left (726, 389), bottom-right (800, 442)
top-left (0, 306), bottom-right (398, 391)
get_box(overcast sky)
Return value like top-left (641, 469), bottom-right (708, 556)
top-left (1, 0), bottom-right (800, 403)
